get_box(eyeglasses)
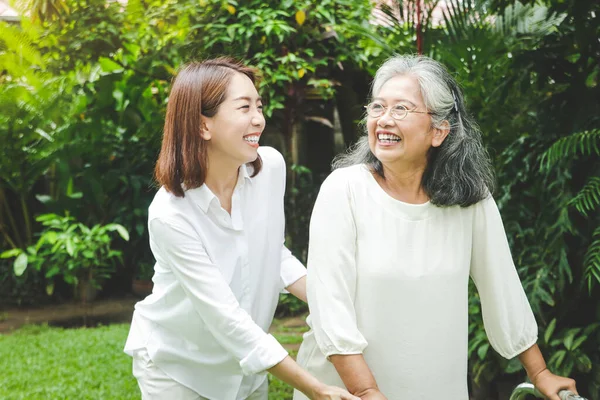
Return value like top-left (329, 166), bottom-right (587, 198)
top-left (364, 102), bottom-right (433, 120)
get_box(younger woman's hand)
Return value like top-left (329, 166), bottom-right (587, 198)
top-left (311, 383), bottom-right (361, 400)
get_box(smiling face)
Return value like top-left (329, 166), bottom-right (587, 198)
top-left (201, 71), bottom-right (265, 168)
top-left (367, 74), bottom-right (447, 170)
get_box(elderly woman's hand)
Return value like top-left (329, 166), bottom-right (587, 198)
top-left (532, 369), bottom-right (578, 400)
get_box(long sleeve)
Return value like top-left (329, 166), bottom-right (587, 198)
top-left (307, 171), bottom-right (368, 357)
top-left (470, 196), bottom-right (538, 359)
top-left (149, 218), bottom-right (288, 375)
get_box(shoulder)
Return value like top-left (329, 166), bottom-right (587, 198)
top-left (467, 193), bottom-right (504, 222)
top-left (322, 164), bottom-right (368, 190)
top-left (317, 165), bottom-right (368, 203)
top-left (148, 187), bottom-right (195, 225)
top-left (469, 192), bottom-right (497, 210)
top-left (257, 146), bottom-right (285, 171)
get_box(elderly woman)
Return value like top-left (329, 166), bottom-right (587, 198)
top-left (293, 55), bottom-right (578, 400)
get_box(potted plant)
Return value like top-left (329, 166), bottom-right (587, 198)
top-left (132, 261), bottom-right (154, 298)
top-left (1, 212), bottom-right (129, 303)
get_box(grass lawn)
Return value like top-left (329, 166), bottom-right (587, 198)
top-left (0, 322), bottom-right (306, 400)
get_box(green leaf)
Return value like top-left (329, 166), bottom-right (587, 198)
top-left (571, 335), bottom-right (587, 350)
top-left (549, 350), bottom-right (566, 368)
top-left (477, 343), bottom-right (489, 360)
top-left (544, 318), bottom-right (556, 344)
top-left (98, 57), bottom-right (123, 73)
top-left (65, 178), bottom-right (82, 199)
top-left (35, 194), bottom-right (53, 204)
top-left (36, 213), bottom-right (60, 222)
top-left (82, 250), bottom-right (95, 259)
top-left (46, 266), bottom-right (60, 278)
top-left (13, 253), bottom-right (28, 276)
top-left (576, 354), bottom-right (592, 373)
top-left (106, 224), bottom-right (130, 241)
top-left (0, 248), bottom-right (22, 258)
top-left (67, 192), bottom-right (83, 199)
top-left (66, 239), bottom-right (74, 256)
top-left (505, 357), bottom-right (523, 374)
top-left (41, 231), bottom-right (58, 245)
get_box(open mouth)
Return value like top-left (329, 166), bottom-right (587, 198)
top-left (377, 133), bottom-right (401, 144)
top-left (243, 135), bottom-right (260, 145)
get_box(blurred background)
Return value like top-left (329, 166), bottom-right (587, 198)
top-left (0, 0), bottom-right (598, 399)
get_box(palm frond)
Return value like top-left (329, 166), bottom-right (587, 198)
top-left (440, 0), bottom-right (488, 42)
top-left (568, 177), bottom-right (600, 217)
top-left (541, 130), bottom-right (600, 170)
top-left (492, 1), bottom-right (566, 40)
top-left (0, 22), bottom-right (43, 69)
top-left (13, 0), bottom-right (69, 23)
top-left (584, 226), bottom-right (600, 293)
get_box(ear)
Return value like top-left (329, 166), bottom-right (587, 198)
top-left (200, 116), bottom-right (212, 140)
top-left (431, 120), bottom-right (450, 147)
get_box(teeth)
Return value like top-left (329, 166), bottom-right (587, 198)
top-left (378, 133), bottom-right (400, 142)
top-left (244, 136), bottom-right (259, 143)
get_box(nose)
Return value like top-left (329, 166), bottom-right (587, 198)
top-left (377, 108), bottom-right (394, 127)
top-left (252, 112), bottom-right (265, 128)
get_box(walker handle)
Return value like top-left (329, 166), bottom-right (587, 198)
top-left (509, 383), bottom-right (587, 400)
top-left (559, 389), bottom-right (586, 400)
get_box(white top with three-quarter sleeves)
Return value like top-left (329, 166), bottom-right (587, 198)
top-left (124, 147), bottom-right (306, 400)
top-left (294, 164), bottom-right (537, 400)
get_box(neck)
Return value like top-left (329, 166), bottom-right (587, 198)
top-left (377, 160), bottom-right (429, 204)
top-left (204, 154), bottom-right (240, 210)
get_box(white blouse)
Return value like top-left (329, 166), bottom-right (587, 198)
top-left (124, 147), bottom-right (306, 400)
top-left (294, 165), bottom-right (537, 400)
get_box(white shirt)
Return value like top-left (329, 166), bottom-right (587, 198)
top-left (294, 165), bottom-right (537, 400)
top-left (124, 146), bottom-right (306, 400)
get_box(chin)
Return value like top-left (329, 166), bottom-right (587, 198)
top-left (373, 148), bottom-right (400, 162)
top-left (242, 150), bottom-right (259, 164)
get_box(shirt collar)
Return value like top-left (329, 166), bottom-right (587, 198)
top-left (188, 164), bottom-right (253, 214)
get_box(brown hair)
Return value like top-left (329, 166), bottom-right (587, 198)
top-left (155, 57), bottom-right (263, 197)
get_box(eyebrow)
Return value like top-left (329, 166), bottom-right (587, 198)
top-left (372, 97), bottom-right (417, 107)
top-left (232, 96), bottom-right (263, 102)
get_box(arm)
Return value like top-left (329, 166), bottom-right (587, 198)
top-left (269, 356), bottom-right (360, 400)
top-left (518, 344), bottom-right (577, 400)
top-left (470, 196), bottom-right (538, 359)
top-left (285, 275), bottom-right (307, 302)
top-left (470, 197), bottom-right (577, 399)
top-left (306, 172), bottom-right (379, 396)
top-left (150, 218), bottom-right (288, 375)
top-left (329, 355), bottom-right (386, 399)
top-left (150, 219), bottom-right (357, 400)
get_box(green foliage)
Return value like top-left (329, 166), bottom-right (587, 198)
top-left (543, 319), bottom-right (599, 377)
top-left (583, 228), bottom-right (600, 293)
top-left (541, 130), bottom-right (600, 171)
top-left (0, 213), bottom-right (129, 297)
top-left (540, 129), bottom-right (600, 291)
top-left (0, 20), bottom-right (77, 251)
top-left (13, 0), bottom-right (70, 24)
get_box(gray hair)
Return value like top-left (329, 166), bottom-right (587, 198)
top-left (333, 54), bottom-right (494, 207)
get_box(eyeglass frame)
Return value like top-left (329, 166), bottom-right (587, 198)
top-left (363, 102), bottom-right (434, 120)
